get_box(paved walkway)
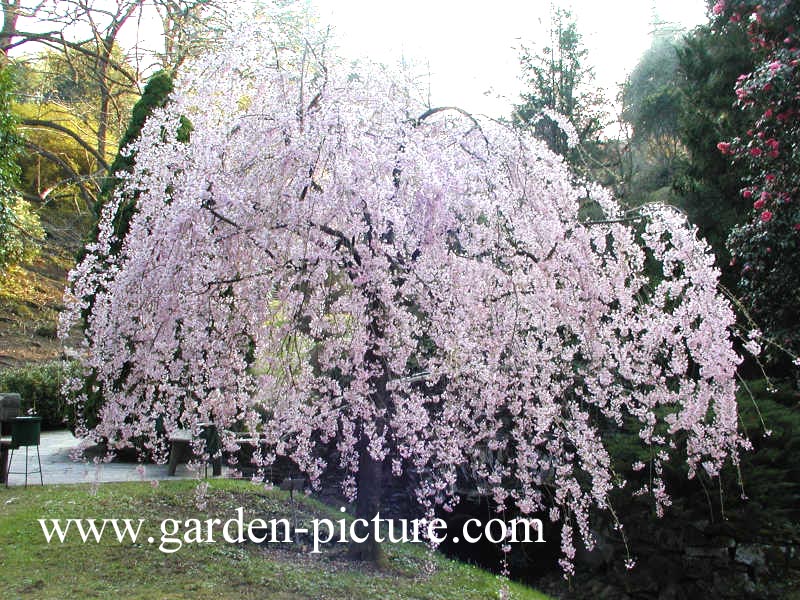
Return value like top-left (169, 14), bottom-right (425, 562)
top-left (4, 430), bottom-right (212, 487)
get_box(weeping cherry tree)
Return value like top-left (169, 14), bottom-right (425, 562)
top-left (60, 26), bottom-right (746, 572)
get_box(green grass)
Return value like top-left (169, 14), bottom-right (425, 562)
top-left (0, 480), bottom-right (551, 600)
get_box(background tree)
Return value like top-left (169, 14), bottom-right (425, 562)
top-left (19, 45), bottom-right (139, 139)
top-left (153, 0), bottom-right (230, 71)
top-left (14, 100), bottom-right (102, 210)
top-left (513, 7), bottom-right (607, 179)
top-left (672, 19), bottom-right (755, 276)
top-left (621, 32), bottom-right (685, 201)
top-left (1, 0), bottom-right (229, 210)
top-left (0, 65), bottom-right (43, 273)
top-left (1, 1), bottom-right (144, 209)
top-left (8, 48), bottom-right (139, 210)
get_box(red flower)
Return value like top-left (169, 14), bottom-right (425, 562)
top-left (717, 141), bottom-right (731, 154)
top-left (760, 210), bottom-right (773, 222)
top-left (754, 199), bottom-right (766, 210)
top-left (764, 108), bottom-right (773, 118)
top-left (742, 189), bottom-right (753, 199)
top-left (765, 173), bottom-right (776, 183)
top-left (750, 147), bottom-right (763, 157)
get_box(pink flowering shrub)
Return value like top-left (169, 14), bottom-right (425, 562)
top-left (60, 28), bottom-right (745, 572)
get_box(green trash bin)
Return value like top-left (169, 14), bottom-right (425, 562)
top-left (7, 416), bottom-right (43, 487)
top-left (11, 416), bottom-right (41, 446)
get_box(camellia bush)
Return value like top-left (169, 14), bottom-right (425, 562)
top-left (61, 26), bottom-right (746, 573)
top-left (713, 0), bottom-right (800, 370)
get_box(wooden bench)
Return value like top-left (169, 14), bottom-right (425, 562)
top-left (167, 427), bottom-right (222, 476)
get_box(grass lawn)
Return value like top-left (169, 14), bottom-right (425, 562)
top-left (0, 480), bottom-right (551, 599)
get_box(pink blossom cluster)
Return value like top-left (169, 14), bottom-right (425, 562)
top-left (61, 27), bottom-right (745, 573)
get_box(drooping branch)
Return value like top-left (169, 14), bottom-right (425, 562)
top-left (21, 118), bottom-right (110, 169)
top-left (22, 138), bottom-right (96, 208)
top-left (414, 105), bottom-right (491, 150)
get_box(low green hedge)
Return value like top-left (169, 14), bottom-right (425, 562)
top-left (0, 360), bottom-right (81, 430)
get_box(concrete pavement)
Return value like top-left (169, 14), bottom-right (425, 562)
top-left (4, 429), bottom-right (212, 487)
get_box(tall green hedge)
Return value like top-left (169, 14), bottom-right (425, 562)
top-left (71, 72), bottom-right (193, 437)
top-left (0, 360), bottom-right (81, 430)
top-left (94, 70), bottom-right (192, 251)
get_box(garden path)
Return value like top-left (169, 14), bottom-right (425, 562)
top-left (4, 430), bottom-right (218, 486)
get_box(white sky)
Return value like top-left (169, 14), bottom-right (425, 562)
top-left (313, 0), bottom-right (709, 119)
top-left (14, 0), bottom-right (709, 125)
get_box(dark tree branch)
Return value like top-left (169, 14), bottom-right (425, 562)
top-left (22, 139), bottom-right (96, 208)
top-left (20, 118), bottom-right (110, 169)
top-left (6, 31), bottom-right (139, 85)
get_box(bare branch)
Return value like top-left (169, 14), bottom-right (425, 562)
top-left (22, 138), bottom-right (97, 208)
top-left (20, 118), bottom-right (109, 168)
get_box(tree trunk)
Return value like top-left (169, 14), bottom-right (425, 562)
top-left (96, 42), bottom-right (112, 165)
top-left (348, 438), bottom-right (388, 566)
top-left (345, 272), bottom-right (391, 565)
top-left (1, 0), bottom-right (20, 61)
